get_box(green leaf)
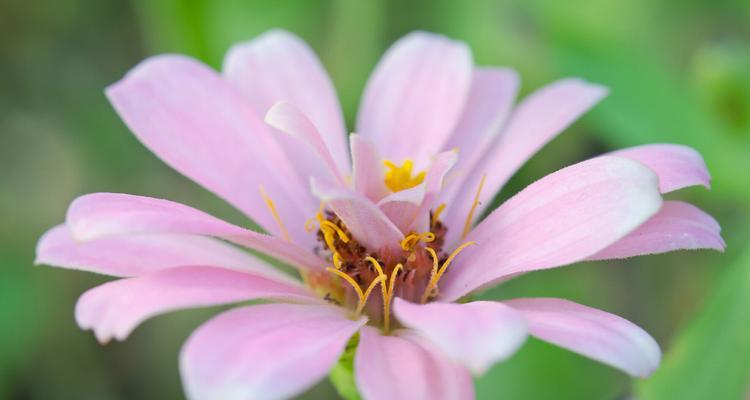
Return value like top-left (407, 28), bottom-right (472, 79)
top-left (636, 245), bottom-right (750, 400)
top-left (329, 333), bottom-right (362, 400)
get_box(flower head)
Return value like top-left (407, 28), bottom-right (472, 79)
top-left (36, 30), bottom-right (723, 400)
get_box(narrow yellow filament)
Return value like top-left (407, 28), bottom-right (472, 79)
top-left (365, 257), bottom-right (395, 333)
top-left (461, 174), bottom-right (487, 240)
top-left (327, 267), bottom-right (385, 316)
top-left (431, 203), bottom-right (447, 230)
top-left (420, 241), bottom-right (477, 304)
top-left (424, 247), bottom-right (439, 284)
top-left (259, 186), bottom-right (290, 242)
top-left (357, 276), bottom-right (386, 315)
top-left (364, 256), bottom-right (386, 276)
top-left (383, 159), bottom-right (426, 192)
top-left (384, 263), bottom-right (404, 334)
top-left (327, 267), bottom-right (364, 303)
top-left (399, 231), bottom-right (436, 251)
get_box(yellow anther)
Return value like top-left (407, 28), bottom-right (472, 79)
top-left (431, 203), bottom-right (447, 229)
top-left (400, 232), bottom-right (436, 251)
top-left (383, 159), bottom-right (426, 192)
top-left (420, 241), bottom-right (477, 304)
top-left (333, 253), bottom-right (343, 269)
top-left (320, 220), bottom-right (350, 243)
top-left (259, 186), bottom-right (290, 242)
top-left (462, 174), bottom-right (487, 240)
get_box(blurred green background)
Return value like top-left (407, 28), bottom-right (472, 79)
top-left (1, 0), bottom-right (748, 399)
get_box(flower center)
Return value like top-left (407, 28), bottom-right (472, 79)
top-left (306, 209), bottom-right (475, 334)
top-left (383, 159), bottom-right (425, 192)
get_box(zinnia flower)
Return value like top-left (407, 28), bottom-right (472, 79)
top-left (36, 30), bottom-right (724, 400)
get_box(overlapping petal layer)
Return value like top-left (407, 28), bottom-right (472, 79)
top-left (76, 266), bottom-right (317, 342)
top-left (504, 298), bottom-right (661, 378)
top-left (181, 303), bottom-right (365, 400)
top-left (440, 156), bottom-right (662, 301)
top-left (355, 327), bottom-right (474, 400)
top-left (66, 193), bottom-right (326, 271)
top-left (394, 299), bottom-right (527, 374)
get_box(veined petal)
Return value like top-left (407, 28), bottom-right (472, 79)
top-left (393, 299), bottom-right (527, 374)
top-left (355, 327), bottom-right (474, 400)
top-left (440, 156), bottom-right (662, 301)
top-left (356, 32), bottom-right (472, 166)
top-left (442, 79), bottom-right (607, 240)
top-left (106, 54), bottom-right (315, 244)
top-left (76, 266), bottom-right (318, 343)
top-left (181, 303), bottom-right (365, 400)
top-left (66, 193), bottom-right (327, 271)
top-left (350, 134), bottom-right (389, 202)
top-left (610, 144), bottom-right (711, 193)
top-left (265, 102), bottom-right (346, 185)
top-left (504, 298), bottom-right (661, 378)
top-left (311, 179), bottom-right (403, 251)
top-left (34, 225), bottom-right (294, 283)
top-left (223, 29), bottom-right (349, 173)
top-left (589, 201), bottom-right (724, 260)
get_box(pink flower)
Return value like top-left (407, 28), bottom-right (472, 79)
top-left (36, 30), bottom-right (724, 400)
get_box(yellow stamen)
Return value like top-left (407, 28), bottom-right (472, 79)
top-left (320, 220), bottom-right (350, 243)
top-left (259, 186), bottom-right (290, 242)
top-left (333, 253), bottom-right (343, 269)
top-left (327, 267), bottom-right (385, 316)
top-left (384, 263), bottom-right (403, 334)
top-left (357, 275), bottom-right (386, 315)
top-left (425, 247), bottom-right (439, 283)
top-left (420, 241), bottom-right (477, 303)
top-left (399, 232), bottom-right (436, 251)
top-left (383, 159), bottom-right (426, 192)
top-left (305, 202), bottom-right (327, 232)
top-left (431, 203), bottom-right (447, 230)
top-left (461, 174), bottom-right (487, 240)
top-left (327, 267), bottom-right (364, 303)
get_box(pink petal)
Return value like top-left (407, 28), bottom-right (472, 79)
top-left (223, 29), bottom-right (349, 173)
top-left (76, 266), bottom-right (318, 343)
top-left (66, 193), bottom-right (326, 271)
top-left (356, 327), bottom-right (474, 400)
top-left (589, 201), bottom-right (724, 260)
top-left (106, 54), bottom-right (315, 244)
top-left (442, 79), bottom-right (608, 238)
top-left (442, 68), bottom-right (519, 200)
top-left (440, 156), bottom-right (662, 301)
top-left (393, 299), bottom-right (527, 374)
top-left (377, 186), bottom-right (425, 233)
top-left (265, 101), bottom-right (346, 185)
top-left (350, 134), bottom-right (389, 202)
top-left (356, 32), bottom-right (473, 166)
top-left (311, 179), bottom-right (403, 251)
top-left (34, 225), bottom-right (293, 282)
top-left (181, 303), bottom-right (365, 400)
top-left (504, 298), bottom-right (661, 378)
top-left (610, 144), bottom-right (711, 193)
top-left (378, 150), bottom-right (458, 232)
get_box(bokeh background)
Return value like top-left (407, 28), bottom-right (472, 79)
top-left (1, 0), bottom-right (748, 399)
